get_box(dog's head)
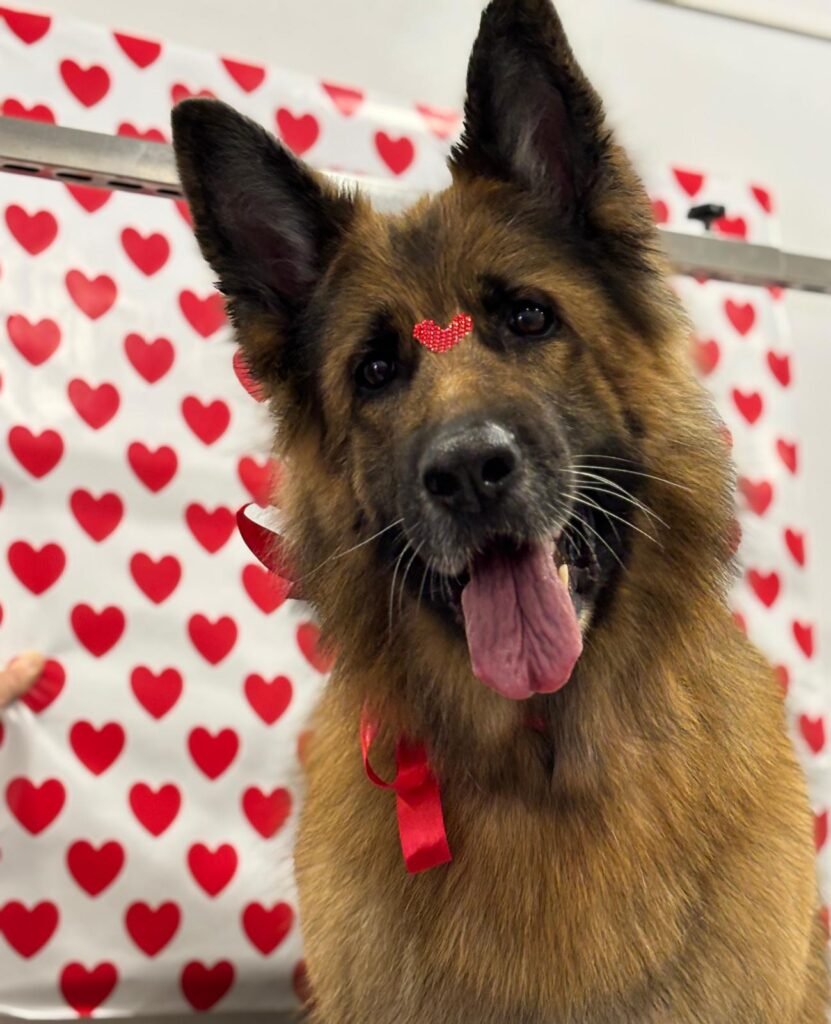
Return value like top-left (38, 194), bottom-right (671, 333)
top-left (173, 0), bottom-right (732, 703)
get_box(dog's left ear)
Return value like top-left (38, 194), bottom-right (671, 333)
top-left (451, 0), bottom-right (626, 222)
top-left (171, 99), bottom-right (355, 384)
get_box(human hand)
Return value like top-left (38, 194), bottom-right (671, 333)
top-left (0, 652), bottom-right (45, 711)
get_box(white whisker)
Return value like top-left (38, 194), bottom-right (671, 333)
top-left (296, 517), bottom-right (405, 587)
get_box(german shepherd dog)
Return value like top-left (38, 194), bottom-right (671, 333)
top-left (172, 1), bottom-right (827, 1019)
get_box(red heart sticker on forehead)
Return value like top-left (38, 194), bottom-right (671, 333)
top-left (413, 314), bottom-right (473, 354)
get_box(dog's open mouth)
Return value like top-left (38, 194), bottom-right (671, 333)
top-left (407, 514), bottom-right (605, 701)
top-left (460, 538), bottom-right (582, 700)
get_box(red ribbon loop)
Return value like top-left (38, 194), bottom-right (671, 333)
top-left (360, 713), bottom-right (453, 874)
top-left (238, 502), bottom-right (452, 874)
top-left (236, 503), bottom-right (302, 597)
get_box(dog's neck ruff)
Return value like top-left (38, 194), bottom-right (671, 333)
top-left (237, 503), bottom-right (454, 874)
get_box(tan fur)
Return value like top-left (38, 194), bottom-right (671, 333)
top-left (171, 2), bottom-right (828, 1018)
top-left (276, 180), bottom-right (827, 1022)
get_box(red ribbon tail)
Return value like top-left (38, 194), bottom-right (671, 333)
top-left (395, 740), bottom-right (452, 874)
top-left (360, 713), bottom-right (452, 874)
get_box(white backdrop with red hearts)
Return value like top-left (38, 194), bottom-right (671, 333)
top-left (0, 3), bottom-right (826, 1018)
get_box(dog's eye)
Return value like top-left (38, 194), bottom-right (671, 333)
top-left (507, 300), bottom-right (557, 338)
top-left (356, 355), bottom-right (397, 393)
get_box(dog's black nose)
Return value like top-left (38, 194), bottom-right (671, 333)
top-left (422, 421), bottom-right (522, 513)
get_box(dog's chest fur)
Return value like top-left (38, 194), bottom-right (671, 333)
top-left (295, 653), bottom-right (824, 1024)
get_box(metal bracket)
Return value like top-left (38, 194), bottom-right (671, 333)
top-left (1, 115), bottom-right (830, 295)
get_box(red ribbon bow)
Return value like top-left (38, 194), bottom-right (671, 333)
top-left (237, 502), bottom-right (453, 874)
top-left (360, 712), bottom-right (453, 874)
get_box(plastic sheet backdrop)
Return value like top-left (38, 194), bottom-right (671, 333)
top-left (0, 3), bottom-right (825, 1019)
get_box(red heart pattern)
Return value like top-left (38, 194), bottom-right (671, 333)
top-left (67, 379), bottom-right (120, 429)
top-left (662, 169), bottom-right (828, 939)
top-left (60, 962), bottom-right (118, 1016)
top-left (187, 728), bottom-right (240, 779)
top-left (117, 122), bottom-right (166, 143)
top-left (70, 604), bottom-right (126, 656)
top-left (187, 843), bottom-right (238, 895)
top-left (0, 901), bottom-right (59, 957)
top-left (1, 98), bottom-right (55, 122)
top-left (66, 841), bottom-right (125, 896)
top-left (7, 314), bottom-right (61, 364)
top-left (692, 337), bottom-right (720, 376)
top-left (178, 289), bottom-right (226, 337)
top-left (69, 722), bottom-right (126, 775)
top-left (800, 715), bottom-right (826, 754)
top-left (129, 783), bottom-right (182, 836)
top-left (187, 614), bottom-right (238, 664)
top-left (816, 812), bottom-right (828, 852)
top-left (127, 442), bottom-right (178, 492)
top-left (375, 131), bottom-right (415, 175)
top-left (181, 960), bottom-right (234, 1011)
top-left (242, 787), bottom-right (291, 838)
top-left (59, 60), bottom-right (111, 106)
top-left (237, 455), bottom-right (277, 505)
top-left (185, 503), bottom-right (235, 552)
top-left (714, 215), bottom-right (748, 239)
top-left (6, 778), bottom-right (66, 834)
top-left (297, 622), bottom-right (335, 673)
top-left (738, 477), bottom-right (774, 517)
top-left (7, 540), bottom-right (66, 594)
top-left (767, 351), bottom-right (791, 387)
top-left (732, 388), bottom-right (763, 425)
top-left (8, 426), bottom-right (64, 477)
top-left (125, 902), bottom-right (180, 956)
top-left (113, 31), bottom-right (162, 68)
top-left (244, 674), bottom-right (293, 725)
top-left (785, 528), bottom-right (806, 567)
top-left (181, 396), bottom-right (231, 445)
top-left (222, 58), bottom-right (266, 93)
top-left (0, 9), bottom-right (824, 1014)
top-left (66, 183), bottom-right (112, 212)
top-left (130, 666), bottom-right (184, 719)
top-left (121, 228), bottom-right (170, 275)
top-left (242, 563), bottom-right (291, 614)
top-left (323, 82), bottom-right (363, 117)
top-left (65, 270), bottom-right (117, 319)
top-left (242, 902), bottom-right (293, 955)
top-left (5, 204), bottom-right (58, 254)
top-left (673, 167), bottom-right (705, 197)
top-left (777, 439), bottom-right (798, 474)
top-left (725, 299), bottom-right (756, 336)
top-left (124, 333), bottom-right (175, 382)
top-left (276, 108), bottom-right (320, 156)
top-left (70, 489), bottom-right (124, 541)
top-left (415, 103), bottom-right (459, 139)
top-left (22, 658), bottom-right (66, 713)
top-left (747, 569), bottom-right (781, 609)
top-left (129, 553), bottom-right (182, 604)
top-left (413, 313), bottom-right (474, 354)
top-left (1, 7), bottom-right (51, 44)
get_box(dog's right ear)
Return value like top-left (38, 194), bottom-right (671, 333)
top-left (450, 0), bottom-right (612, 221)
top-left (171, 99), bottom-right (354, 383)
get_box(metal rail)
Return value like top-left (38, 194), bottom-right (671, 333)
top-left (1, 115), bottom-right (830, 295)
top-left (649, 0), bottom-right (831, 42)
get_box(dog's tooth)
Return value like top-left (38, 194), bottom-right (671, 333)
top-left (558, 563), bottom-right (569, 588)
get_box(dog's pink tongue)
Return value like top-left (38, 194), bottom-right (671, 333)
top-left (461, 545), bottom-right (582, 701)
